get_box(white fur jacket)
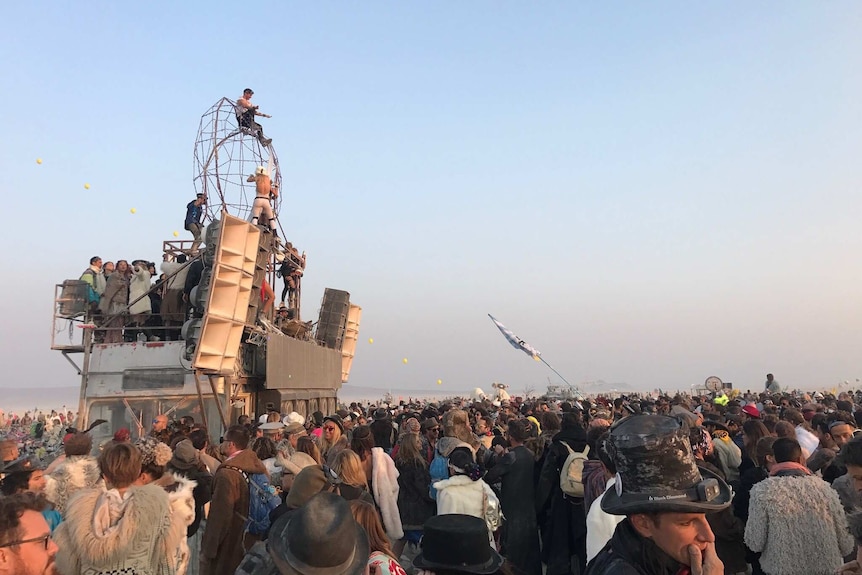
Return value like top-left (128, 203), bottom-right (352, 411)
top-left (745, 473), bottom-right (855, 575)
top-left (54, 483), bottom-right (187, 575)
top-left (433, 475), bottom-right (497, 545)
top-left (154, 472), bottom-right (198, 575)
top-left (371, 447), bottom-right (403, 540)
top-left (434, 474), bottom-right (492, 519)
top-left (45, 455), bottom-right (104, 516)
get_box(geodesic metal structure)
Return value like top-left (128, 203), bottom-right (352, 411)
top-left (193, 97), bottom-right (283, 224)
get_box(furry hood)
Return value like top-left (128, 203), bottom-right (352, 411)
top-left (45, 455), bottom-right (103, 515)
top-left (433, 474), bottom-right (485, 492)
top-left (436, 436), bottom-right (476, 457)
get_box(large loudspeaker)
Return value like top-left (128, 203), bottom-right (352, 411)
top-left (315, 288), bottom-right (350, 350)
top-left (193, 214), bottom-right (261, 374)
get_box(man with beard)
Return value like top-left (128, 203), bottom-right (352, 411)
top-left (0, 493), bottom-right (58, 575)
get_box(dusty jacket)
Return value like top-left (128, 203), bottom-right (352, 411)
top-left (45, 455), bottom-right (103, 516)
top-left (200, 449), bottom-right (266, 575)
top-left (745, 473), bottom-right (854, 575)
top-left (54, 483), bottom-right (182, 575)
top-left (371, 446), bottom-right (403, 539)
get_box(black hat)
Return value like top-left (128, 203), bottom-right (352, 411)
top-left (601, 414), bottom-right (731, 516)
top-left (323, 414), bottom-right (344, 434)
top-left (702, 419), bottom-right (730, 433)
top-left (414, 514), bottom-right (503, 574)
top-left (372, 407), bottom-right (390, 421)
top-left (269, 492), bottom-right (368, 575)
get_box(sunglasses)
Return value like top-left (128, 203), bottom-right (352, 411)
top-left (0, 534), bottom-right (51, 550)
top-left (323, 426), bottom-right (338, 432)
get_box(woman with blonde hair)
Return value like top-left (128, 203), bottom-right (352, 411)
top-left (442, 409), bottom-right (481, 451)
top-left (319, 414), bottom-right (348, 462)
top-left (329, 449), bottom-right (375, 506)
top-left (349, 499), bottom-right (407, 575)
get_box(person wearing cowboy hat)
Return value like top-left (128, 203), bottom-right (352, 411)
top-left (414, 514), bottom-right (505, 575)
top-left (585, 414), bottom-right (732, 575)
top-left (234, 491), bottom-right (369, 575)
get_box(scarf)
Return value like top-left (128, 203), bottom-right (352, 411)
top-left (769, 461), bottom-right (811, 477)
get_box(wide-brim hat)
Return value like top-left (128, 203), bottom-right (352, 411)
top-left (414, 514), bottom-right (503, 575)
top-left (742, 405), bottom-right (761, 419)
top-left (270, 492), bottom-right (369, 575)
top-left (260, 422), bottom-right (285, 433)
top-left (601, 414), bottom-right (731, 516)
top-left (372, 407), bottom-right (389, 421)
top-left (323, 414), bottom-right (344, 433)
top-left (283, 422), bottom-right (305, 436)
top-left (701, 419), bottom-right (729, 433)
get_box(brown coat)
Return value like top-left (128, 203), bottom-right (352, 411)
top-left (200, 449), bottom-right (266, 575)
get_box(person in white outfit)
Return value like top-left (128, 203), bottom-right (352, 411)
top-left (433, 447), bottom-right (499, 546)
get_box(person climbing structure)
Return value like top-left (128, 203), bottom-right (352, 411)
top-left (247, 166), bottom-right (278, 233)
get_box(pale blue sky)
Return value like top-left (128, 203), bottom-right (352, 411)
top-left (2, 2), bottom-right (861, 398)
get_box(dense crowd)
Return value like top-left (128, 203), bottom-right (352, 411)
top-left (4, 386), bottom-right (862, 575)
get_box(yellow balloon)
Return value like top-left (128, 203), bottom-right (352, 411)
top-left (84, 183), bottom-right (90, 189)
top-left (437, 379), bottom-right (442, 385)
top-left (173, 231), bottom-right (179, 237)
top-left (36, 158), bottom-right (42, 164)
top-left (130, 208), bottom-right (137, 214)
top-left (402, 358), bottom-right (408, 364)
top-left (368, 338), bottom-right (374, 344)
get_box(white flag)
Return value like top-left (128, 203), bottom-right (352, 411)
top-left (488, 314), bottom-right (542, 359)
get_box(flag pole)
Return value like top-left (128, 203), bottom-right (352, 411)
top-left (538, 356), bottom-right (584, 400)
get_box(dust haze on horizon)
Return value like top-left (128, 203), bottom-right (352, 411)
top-left (1, 3), bottom-right (860, 399)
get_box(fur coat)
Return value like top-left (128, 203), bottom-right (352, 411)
top-left (45, 455), bottom-right (103, 516)
top-left (129, 265), bottom-right (152, 315)
top-left (433, 474), bottom-right (496, 546)
top-left (371, 447), bottom-right (403, 539)
top-left (53, 483), bottom-right (185, 575)
top-left (154, 473), bottom-right (198, 575)
top-left (745, 473), bottom-right (854, 575)
top-left (434, 474), bottom-right (493, 519)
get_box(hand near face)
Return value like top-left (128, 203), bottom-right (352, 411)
top-left (688, 542), bottom-right (724, 575)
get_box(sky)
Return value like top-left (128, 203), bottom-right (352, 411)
top-left (2, 2), bottom-right (861, 401)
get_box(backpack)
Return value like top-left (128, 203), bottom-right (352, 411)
top-left (559, 442), bottom-right (590, 498)
top-left (428, 449), bottom-right (450, 500)
top-left (224, 466), bottom-right (282, 535)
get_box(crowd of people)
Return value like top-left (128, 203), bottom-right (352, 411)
top-left (4, 384), bottom-right (862, 575)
